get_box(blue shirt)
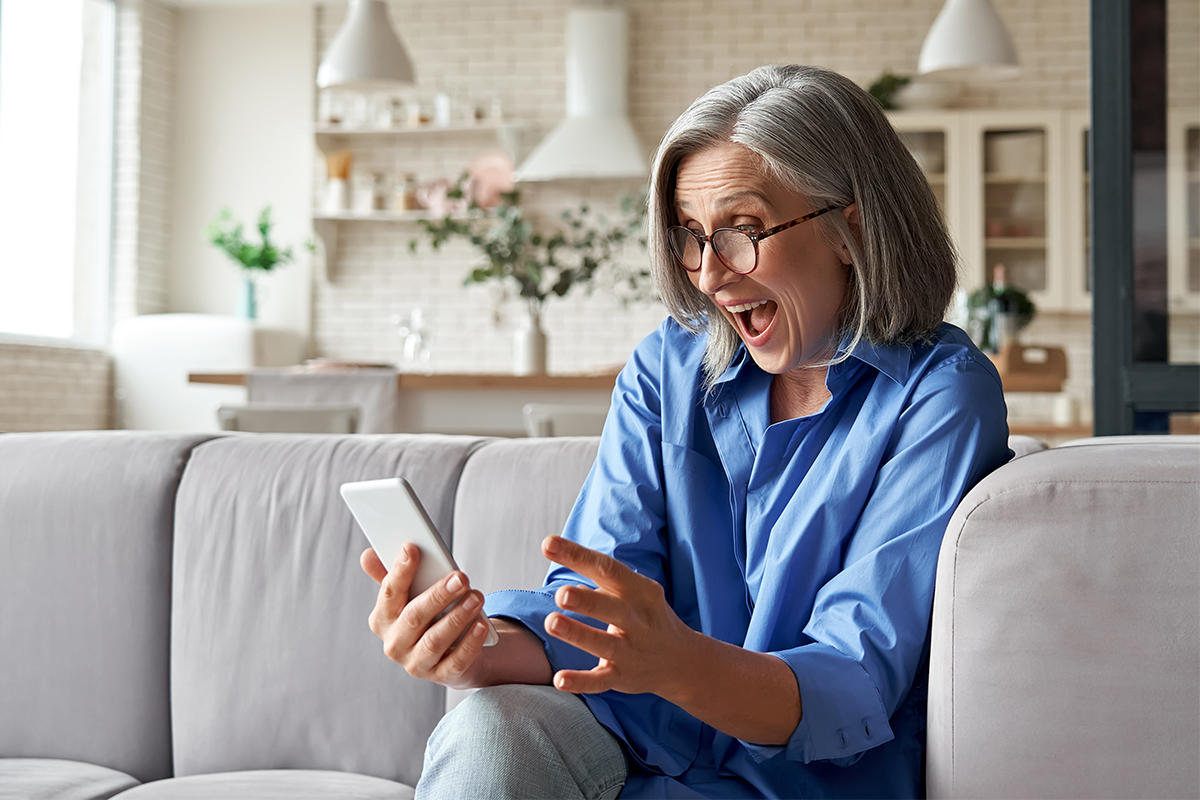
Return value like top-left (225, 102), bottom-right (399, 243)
top-left (485, 318), bottom-right (1010, 799)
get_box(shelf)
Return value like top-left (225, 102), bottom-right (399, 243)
top-left (984, 173), bottom-right (1047, 185)
top-left (985, 237), bottom-right (1048, 249)
top-left (315, 120), bottom-right (522, 159)
top-left (313, 210), bottom-right (466, 222)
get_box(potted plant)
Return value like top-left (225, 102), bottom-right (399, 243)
top-left (411, 182), bottom-right (644, 374)
top-left (206, 206), bottom-right (312, 320)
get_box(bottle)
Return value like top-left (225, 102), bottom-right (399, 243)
top-left (988, 264), bottom-right (1017, 353)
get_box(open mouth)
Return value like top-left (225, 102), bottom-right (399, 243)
top-left (726, 300), bottom-right (776, 340)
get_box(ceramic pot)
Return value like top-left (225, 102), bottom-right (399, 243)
top-left (513, 302), bottom-right (546, 375)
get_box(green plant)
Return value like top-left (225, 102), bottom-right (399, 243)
top-left (967, 283), bottom-right (1036, 351)
top-left (206, 206), bottom-right (312, 272)
top-left (867, 70), bottom-right (912, 110)
top-left (410, 179), bottom-right (646, 309)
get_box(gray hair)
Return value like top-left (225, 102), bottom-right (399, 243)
top-left (648, 64), bottom-right (958, 389)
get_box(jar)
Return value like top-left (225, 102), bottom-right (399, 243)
top-left (394, 173), bottom-right (421, 212)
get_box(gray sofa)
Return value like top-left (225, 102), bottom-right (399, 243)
top-left (0, 431), bottom-right (1196, 799)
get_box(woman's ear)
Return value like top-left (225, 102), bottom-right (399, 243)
top-left (838, 202), bottom-right (861, 265)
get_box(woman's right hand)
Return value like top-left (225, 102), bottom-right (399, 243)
top-left (361, 543), bottom-right (492, 690)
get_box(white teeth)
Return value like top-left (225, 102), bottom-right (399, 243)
top-left (726, 300), bottom-right (767, 314)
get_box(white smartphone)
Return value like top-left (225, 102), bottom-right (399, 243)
top-left (341, 477), bottom-right (498, 646)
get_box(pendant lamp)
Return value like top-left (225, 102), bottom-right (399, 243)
top-left (918, 0), bottom-right (1019, 78)
top-left (317, 0), bottom-right (415, 90)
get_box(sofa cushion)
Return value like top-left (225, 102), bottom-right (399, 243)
top-left (168, 434), bottom-right (487, 788)
top-left (928, 439), bottom-right (1200, 799)
top-left (0, 431), bottom-right (217, 783)
top-left (453, 436), bottom-right (601, 596)
top-left (109, 770), bottom-right (412, 799)
top-left (0, 758), bottom-right (140, 800)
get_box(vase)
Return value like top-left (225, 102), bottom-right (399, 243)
top-left (513, 302), bottom-right (546, 375)
top-left (239, 274), bottom-right (258, 320)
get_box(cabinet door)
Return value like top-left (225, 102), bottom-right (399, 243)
top-left (962, 111), bottom-right (1067, 311)
top-left (888, 111), bottom-right (965, 261)
top-left (1167, 109), bottom-right (1200, 313)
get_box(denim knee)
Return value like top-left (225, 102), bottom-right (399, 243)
top-left (418, 685), bottom-right (626, 800)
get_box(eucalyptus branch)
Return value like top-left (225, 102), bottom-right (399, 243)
top-left (410, 178), bottom-right (647, 306)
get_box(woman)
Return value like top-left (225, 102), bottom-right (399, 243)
top-left (362, 64), bottom-right (1010, 799)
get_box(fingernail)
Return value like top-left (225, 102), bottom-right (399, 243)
top-left (558, 588), bottom-right (573, 609)
top-left (473, 622), bottom-right (487, 637)
top-left (543, 536), bottom-right (560, 555)
top-left (547, 614), bottom-right (561, 633)
top-left (446, 573), bottom-right (464, 593)
top-left (462, 593), bottom-right (480, 611)
top-left (398, 546), bottom-right (411, 564)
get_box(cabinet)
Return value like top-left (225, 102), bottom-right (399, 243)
top-left (310, 121), bottom-right (523, 275)
top-left (890, 109), bottom-right (1200, 315)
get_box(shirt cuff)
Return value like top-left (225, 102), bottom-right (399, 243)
top-left (740, 643), bottom-right (894, 765)
top-left (484, 586), bottom-right (604, 672)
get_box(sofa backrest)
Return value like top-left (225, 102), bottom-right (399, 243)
top-left (0, 431), bottom-right (217, 783)
top-left (167, 433), bottom-right (488, 788)
top-left (927, 438), bottom-right (1200, 799)
top-left (452, 437), bottom-right (601, 595)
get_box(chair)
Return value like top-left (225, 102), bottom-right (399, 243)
top-left (216, 404), bottom-right (361, 434)
top-left (521, 404), bottom-right (609, 438)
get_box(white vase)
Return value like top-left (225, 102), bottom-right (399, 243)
top-left (513, 303), bottom-right (547, 375)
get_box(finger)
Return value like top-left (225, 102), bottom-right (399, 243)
top-left (434, 617), bottom-right (491, 682)
top-left (397, 570), bottom-right (472, 647)
top-left (542, 536), bottom-right (637, 591)
top-left (370, 545), bottom-right (420, 637)
top-left (544, 611), bottom-right (620, 661)
top-left (406, 588), bottom-right (483, 675)
top-left (553, 665), bottom-right (617, 695)
top-left (555, 584), bottom-right (629, 629)
top-left (360, 547), bottom-right (386, 584)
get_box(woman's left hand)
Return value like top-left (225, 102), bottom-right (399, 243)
top-left (541, 535), bottom-right (697, 698)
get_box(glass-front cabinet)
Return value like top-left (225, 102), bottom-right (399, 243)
top-left (891, 108), bottom-right (1199, 316)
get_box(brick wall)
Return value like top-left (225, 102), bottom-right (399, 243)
top-left (0, 340), bottom-right (112, 432)
top-left (112, 0), bottom-right (176, 325)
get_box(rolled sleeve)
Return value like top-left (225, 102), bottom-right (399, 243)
top-left (747, 644), bottom-right (894, 764)
top-left (484, 586), bottom-right (606, 673)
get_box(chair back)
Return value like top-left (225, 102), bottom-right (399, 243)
top-left (522, 403), bottom-right (608, 437)
top-left (217, 404), bottom-right (361, 434)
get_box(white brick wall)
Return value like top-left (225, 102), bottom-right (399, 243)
top-left (0, 341), bottom-right (112, 432)
top-left (112, 0), bottom-right (176, 325)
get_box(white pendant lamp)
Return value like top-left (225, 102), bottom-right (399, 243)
top-left (918, 0), bottom-right (1019, 79)
top-left (514, 6), bottom-right (646, 182)
top-left (317, 0), bottom-right (415, 90)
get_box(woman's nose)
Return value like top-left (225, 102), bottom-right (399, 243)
top-left (694, 244), bottom-right (739, 296)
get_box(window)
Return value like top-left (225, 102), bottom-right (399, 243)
top-left (0, 0), bottom-right (115, 341)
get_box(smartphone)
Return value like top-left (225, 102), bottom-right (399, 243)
top-left (341, 477), bottom-right (498, 646)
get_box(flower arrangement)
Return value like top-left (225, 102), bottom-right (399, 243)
top-left (409, 180), bottom-right (646, 312)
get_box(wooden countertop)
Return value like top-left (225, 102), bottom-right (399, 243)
top-left (188, 371), bottom-right (619, 391)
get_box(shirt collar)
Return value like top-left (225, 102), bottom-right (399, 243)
top-left (837, 335), bottom-right (912, 386)
top-left (709, 334), bottom-right (913, 388)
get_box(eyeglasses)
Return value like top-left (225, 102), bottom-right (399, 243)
top-left (667, 205), bottom-right (840, 275)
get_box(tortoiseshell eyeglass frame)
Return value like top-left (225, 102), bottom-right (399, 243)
top-left (667, 205), bottom-right (841, 275)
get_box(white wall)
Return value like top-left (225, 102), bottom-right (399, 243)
top-left (170, 4), bottom-right (315, 349)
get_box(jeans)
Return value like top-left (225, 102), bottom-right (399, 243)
top-left (416, 684), bottom-right (628, 800)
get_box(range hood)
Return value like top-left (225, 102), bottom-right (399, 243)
top-left (514, 6), bottom-right (647, 182)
